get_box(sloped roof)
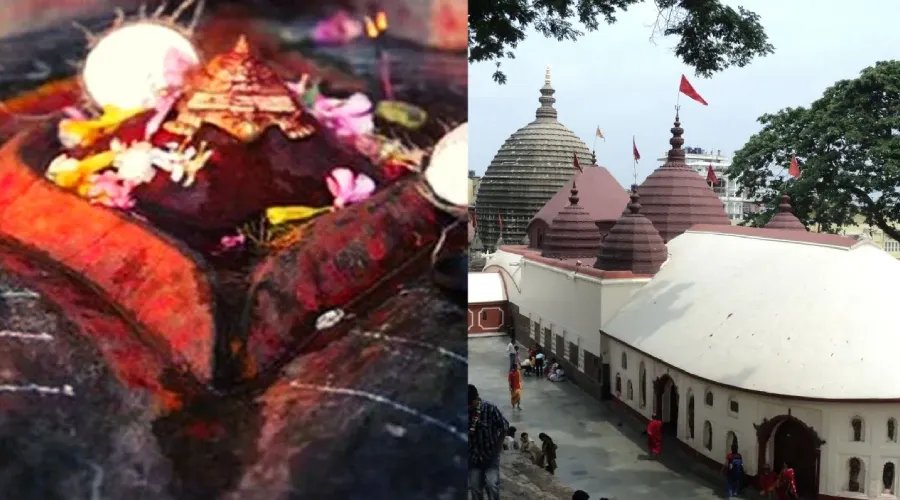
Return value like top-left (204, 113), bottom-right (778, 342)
top-left (541, 181), bottom-right (602, 259)
top-left (602, 227), bottom-right (899, 399)
top-left (595, 186), bottom-right (667, 274)
top-left (468, 272), bottom-right (507, 304)
top-left (637, 113), bottom-right (729, 241)
top-left (765, 195), bottom-right (806, 231)
top-left (530, 166), bottom-right (629, 228)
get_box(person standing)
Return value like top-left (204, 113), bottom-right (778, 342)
top-left (506, 340), bottom-right (516, 370)
top-left (776, 462), bottom-right (798, 500)
top-left (534, 347), bottom-right (545, 378)
top-left (644, 414), bottom-right (663, 459)
top-left (723, 443), bottom-right (743, 498)
top-left (759, 464), bottom-right (777, 500)
top-left (508, 366), bottom-right (523, 410)
top-left (538, 433), bottom-right (558, 475)
top-left (469, 384), bottom-right (508, 500)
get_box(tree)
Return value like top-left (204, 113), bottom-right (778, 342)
top-left (728, 60), bottom-right (900, 242)
top-left (468, 0), bottom-right (774, 84)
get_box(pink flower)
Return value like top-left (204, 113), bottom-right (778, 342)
top-left (163, 47), bottom-right (196, 89)
top-left (313, 93), bottom-right (374, 139)
top-left (220, 233), bottom-right (246, 250)
top-left (87, 171), bottom-right (136, 210)
top-left (145, 48), bottom-right (196, 138)
top-left (326, 168), bottom-right (375, 208)
top-left (312, 11), bottom-right (363, 45)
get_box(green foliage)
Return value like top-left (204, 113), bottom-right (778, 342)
top-left (728, 61), bottom-right (900, 241)
top-left (468, 0), bottom-right (774, 84)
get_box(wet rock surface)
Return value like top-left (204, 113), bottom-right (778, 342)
top-left (0, 285), bottom-right (175, 500)
top-left (0, 272), bottom-right (466, 500)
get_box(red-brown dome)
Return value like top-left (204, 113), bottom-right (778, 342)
top-left (595, 186), bottom-right (668, 274)
top-left (765, 195), bottom-right (806, 231)
top-left (637, 113), bottom-right (728, 242)
top-left (541, 179), bottom-right (602, 259)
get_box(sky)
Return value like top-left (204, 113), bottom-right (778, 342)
top-left (469, 0), bottom-right (900, 187)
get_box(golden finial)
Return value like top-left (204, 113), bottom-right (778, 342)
top-left (545, 65), bottom-right (551, 85)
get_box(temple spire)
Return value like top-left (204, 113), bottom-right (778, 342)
top-left (536, 65), bottom-right (557, 120)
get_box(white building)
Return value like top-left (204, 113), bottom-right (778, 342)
top-left (657, 147), bottom-right (756, 223)
top-left (474, 123), bottom-right (900, 499)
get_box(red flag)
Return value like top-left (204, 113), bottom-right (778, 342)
top-left (573, 153), bottom-right (583, 173)
top-left (789, 156), bottom-right (801, 178)
top-left (632, 136), bottom-right (641, 161)
top-left (679, 75), bottom-right (708, 106)
top-left (498, 213), bottom-right (503, 230)
top-left (706, 165), bottom-right (718, 184)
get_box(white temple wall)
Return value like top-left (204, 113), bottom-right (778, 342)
top-left (491, 254), bottom-right (645, 359)
top-left (606, 337), bottom-right (900, 499)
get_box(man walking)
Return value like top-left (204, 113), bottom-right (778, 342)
top-left (469, 384), bottom-right (508, 500)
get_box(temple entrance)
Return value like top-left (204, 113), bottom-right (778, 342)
top-left (757, 415), bottom-right (823, 500)
top-left (654, 375), bottom-right (679, 435)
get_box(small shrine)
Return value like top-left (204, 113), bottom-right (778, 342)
top-left (164, 36), bottom-right (314, 142)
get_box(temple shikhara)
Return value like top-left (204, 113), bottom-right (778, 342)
top-left (469, 70), bottom-right (900, 500)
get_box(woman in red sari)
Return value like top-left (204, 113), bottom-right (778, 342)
top-left (776, 462), bottom-right (798, 500)
top-left (645, 414), bottom-right (663, 459)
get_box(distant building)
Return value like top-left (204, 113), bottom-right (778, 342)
top-left (468, 174), bottom-right (481, 206)
top-left (832, 215), bottom-right (900, 259)
top-left (657, 147), bottom-right (757, 224)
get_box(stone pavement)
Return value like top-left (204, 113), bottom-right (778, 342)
top-left (470, 337), bottom-right (725, 500)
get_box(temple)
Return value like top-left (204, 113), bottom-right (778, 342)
top-left (474, 66), bottom-right (593, 248)
top-left (470, 103), bottom-right (900, 500)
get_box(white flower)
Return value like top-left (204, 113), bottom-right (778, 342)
top-left (46, 154), bottom-right (79, 176)
top-left (113, 142), bottom-right (157, 184)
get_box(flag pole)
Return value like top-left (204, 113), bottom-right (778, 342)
top-left (592, 132), bottom-right (598, 153)
top-left (632, 157), bottom-right (637, 186)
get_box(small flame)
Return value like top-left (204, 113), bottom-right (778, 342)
top-left (364, 16), bottom-right (379, 39)
top-left (376, 11), bottom-right (388, 31)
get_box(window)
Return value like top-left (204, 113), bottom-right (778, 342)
top-left (889, 418), bottom-right (897, 443)
top-left (639, 362), bottom-right (647, 408)
top-left (728, 398), bottom-right (739, 414)
top-left (615, 374), bottom-right (622, 396)
top-left (705, 390), bottom-right (714, 407)
top-left (621, 352), bottom-right (628, 370)
top-left (687, 393), bottom-right (695, 439)
top-left (725, 431), bottom-right (738, 454)
top-left (851, 417), bottom-right (865, 442)
top-left (848, 457), bottom-right (865, 493)
top-left (884, 462), bottom-right (896, 495)
top-left (703, 421), bottom-right (713, 451)
top-left (627, 381), bottom-right (634, 401)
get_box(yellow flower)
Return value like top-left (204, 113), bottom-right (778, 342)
top-left (265, 206), bottom-right (333, 226)
top-left (57, 105), bottom-right (144, 148)
top-left (50, 151), bottom-right (116, 190)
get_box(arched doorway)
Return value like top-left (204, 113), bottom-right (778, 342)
top-left (755, 415), bottom-right (825, 500)
top-left (653, 375), bottom-right (679, 435)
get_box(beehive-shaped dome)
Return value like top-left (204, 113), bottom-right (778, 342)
top-left (541, 179), bottom-right (602, 259)
top-left (474, 66), bottom-right (592, 248)
top-left (595, 186), bottom-right (668, 274)
top-left (765, 195), bottom-right (806, 231)
top-left (637, 112), bottom-right (728, 242)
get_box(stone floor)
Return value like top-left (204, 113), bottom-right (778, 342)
top-left (469, 337), bottom-right (725, 500)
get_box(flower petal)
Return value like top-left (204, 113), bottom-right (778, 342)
top-left (342, 93), bottom-right (373, 115)
top-left (350, 173), bottom-right (376, 199)
top-left (328, 168), bottom-right (356, 193)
